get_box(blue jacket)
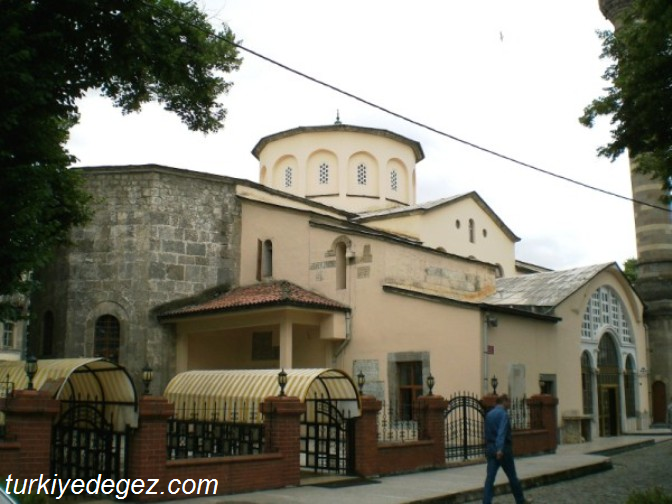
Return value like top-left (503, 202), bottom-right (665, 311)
top-left (484, 404), bottom-right (511, 453)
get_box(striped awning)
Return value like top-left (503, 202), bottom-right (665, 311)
top-left (164, 368), bottom-right (361, 423)
top-left (0, 358), bottom-right (138, 429)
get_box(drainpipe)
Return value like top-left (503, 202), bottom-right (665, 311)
top-left (483, 312), bottom-right (498, 395)
top-left (333, 311), bottom-right (352, 366)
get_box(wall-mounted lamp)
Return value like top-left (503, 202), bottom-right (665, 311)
top-left (142, 363), bottom-right (154, 395)
top-left (485, 315), bottom-right (498, 328)
top-left (357, 370), bottom-right (365, 395)
top-left (25, 355), bottom-right (38, 391)
top-left (490, 375), bottom-right (499, 395)
top-left (278, 369), bottom-right (288, 397)
top-left (345, 248), bottom-right (356, 259)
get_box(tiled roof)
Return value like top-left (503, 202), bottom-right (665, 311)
top-left (484, 263), bottom-right (614, 309)
top-left (159, 280), bottom-right (349, 318)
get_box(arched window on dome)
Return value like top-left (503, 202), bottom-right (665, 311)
top-left (357, 164), bottom-right (367, 185)
top-left (284, 166), bottom-right (293, 188)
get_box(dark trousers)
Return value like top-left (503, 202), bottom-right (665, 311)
top-left (483, 445), bottom-right (525, 504)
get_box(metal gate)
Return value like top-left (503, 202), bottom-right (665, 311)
top-left (444, 392), bottom-right (486, 462)
top-left (51, 401), bottom-right (129, 480)
top-left (301, 397), bottom-right (354, 474)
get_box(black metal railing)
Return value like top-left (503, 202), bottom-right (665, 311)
top-left (509, 396), bottom-right (543, 430)
top-left (167, 400), bottom-right (265, 460)
top-left (377, 400), bottom-right (420, 442)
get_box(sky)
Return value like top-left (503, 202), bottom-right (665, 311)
top-left (66, 0), bottom-right (639, 271)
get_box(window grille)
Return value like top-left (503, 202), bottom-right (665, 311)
top-left (319, 163), bottom-right (329, 184)
top-left (357, 164), bottom-right (367, 185)
top-left (284, 166), bottom-right (293, 188)
top-left (581, 287), bottom-right (633, 343)
top-left (390, 170), bottom-right (398, 191)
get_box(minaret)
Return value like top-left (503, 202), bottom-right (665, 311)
top-left (599, 0), bottom-right (672, 425)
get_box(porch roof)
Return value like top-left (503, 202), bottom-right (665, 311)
top-left (164, 368), bottom-right (361, 423)
top-left (0, 358), bottom-right (138, 429)
top-left (158, 280), bottom-right (350, 320)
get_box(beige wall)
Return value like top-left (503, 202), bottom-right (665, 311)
top-left (361, 198), bottom-right (517, 277)
top-left (257, 130), bottom-right (417, 212)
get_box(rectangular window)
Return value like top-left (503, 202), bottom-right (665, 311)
top-left (397, 361), bottom-right (423, 421)
top-left (2, 323), bottom-right (14, 349)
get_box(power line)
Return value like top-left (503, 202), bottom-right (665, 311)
top-left (145, 0), bottom-right (672, 214)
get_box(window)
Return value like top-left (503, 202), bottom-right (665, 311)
top-left (335, 242), bottom-right (347, 290)
top-left (624, 356), bottom-right (636, 418)
top-left (94, 315), bottom-right (120, 363)
top-left (581, 351), bottom-right (593, 415)
top-left (257, 239), bottom-right (273, 280)
top-left (43, 311), bottom-right (54, 356)
top-left (357, 164), bottom-right (367, 185)
top-left (319, 163), bottom-right (329, 184)
top-left (468, 219), bottom-right (475, 243)
top-left (284, 166), bottom-right (293, 188)
top-left (390, 170), bottom-right (398, 191)
top-left (262, 239), bottom-right (273, 278)
top-left (2, 323), bottom-right (14, 349)
top-left (580, 287), bottom-right (633, 343)
top-left (398, 361), bottom-right (423, 420)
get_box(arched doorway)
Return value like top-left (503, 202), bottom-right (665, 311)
top-left (597, 334), bottom-right (620, 436)
top-left (652, 380), bottom-right (667, 425)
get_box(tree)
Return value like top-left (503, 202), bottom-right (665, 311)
top-left (622, 257), bottom-right (638, 285)
top-left (580, 0), bottom-right (672, 198)
top-left (0, 0), bottom-right (241, 321)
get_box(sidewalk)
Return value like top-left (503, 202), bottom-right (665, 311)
top-left (191, 431), bottom-right (672, 504)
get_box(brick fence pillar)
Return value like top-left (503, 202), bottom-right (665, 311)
top-left (529, 394), bottom-right (559, 452)
top-left (127, 396), bottom-right (174, 483)
top-left (1, 389), bottom-right (60, 478)
top-left (260, 396), bottom-right (305, 487)
top-left (353, 395), bottom-right (382, 477)
top-left (416, 394), bottom-right (448, 466)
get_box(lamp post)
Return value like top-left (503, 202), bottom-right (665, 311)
top-left (490, 375), bottom-right (498, 395)
top-left (25, 355), bottom-right (38, 391)
top-left (142, 363), bottom-right (153, 395)
top-left (426, 373), bottom-right (435, 396)
top-left (278, 369), bottom-right (288, 397)
top-left (357, 370), bottom-right (365, 395)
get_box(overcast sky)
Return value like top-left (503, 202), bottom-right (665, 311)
top-left (66, 0), bottom-right (639, 271)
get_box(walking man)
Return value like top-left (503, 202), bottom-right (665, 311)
top-left (483, 394), bottom-right (532, 504)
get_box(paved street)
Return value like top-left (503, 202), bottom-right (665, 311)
top-left (468, 441), bottom-right (672, 503)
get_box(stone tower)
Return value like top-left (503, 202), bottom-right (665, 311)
top-left (599, 0), bottom-right (672, 424)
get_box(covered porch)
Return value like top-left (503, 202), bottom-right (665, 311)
top-left (158, 280), bottom-right (351, 372)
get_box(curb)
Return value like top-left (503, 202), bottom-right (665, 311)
top-left (407, 458), bottom-right (613, 504)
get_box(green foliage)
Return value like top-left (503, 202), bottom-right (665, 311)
top-left (622, 257), bottom-right (638, 284)
top-left (580, 0), bottom-right (672, 199)
top-left (0, 0), bottom-right (241, 320)
top-left (626, 487), bottom-right (672, 504)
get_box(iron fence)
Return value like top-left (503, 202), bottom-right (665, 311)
top-left (377, 400), bottom-right (421, 442)
top-left (509, 396), bottom-right (543, 430)
top-left (167, 400), bottom-right (265, 460)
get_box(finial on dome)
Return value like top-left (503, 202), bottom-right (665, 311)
top-left (334, 110), bottom-right (342, 125)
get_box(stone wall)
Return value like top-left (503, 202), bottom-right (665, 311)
top-left (31, 165), bottom-right (242, 391)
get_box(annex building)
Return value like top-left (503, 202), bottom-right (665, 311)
top-left (29, 123), bottom-right (650, 442)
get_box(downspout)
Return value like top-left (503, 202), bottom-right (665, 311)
top-left (482, 313), bottom-right (489, 396)
top-left (333, 311), bottom-right (352, 366)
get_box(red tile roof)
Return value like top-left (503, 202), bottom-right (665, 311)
top-left (159, 280), bottom-right (349, 318)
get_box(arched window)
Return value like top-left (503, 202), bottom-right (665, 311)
top-left (335, 242), bottom-right (347, 290)
top-left (468, 219), bottom-right (475, 243)
top-left (581, 286), bottom-right (633, 342)
top-left (581, 351), bottom-right (593, 414)
top-left (42, 311), bottom-right (54, 357)
top-left (94, 315), bottom-right (120, 363)
top-left (624, 355), bottom-right (636, 418)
